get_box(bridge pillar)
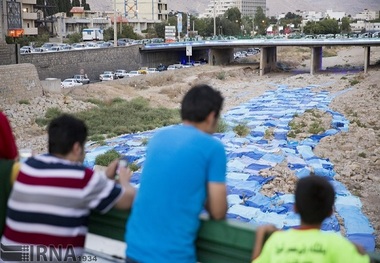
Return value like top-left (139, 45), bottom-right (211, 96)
top-left (259, 47), bottom-right (277, 76)
top-left (364, 46), bottom-right (370, 73)
top-left (310, 47), bottom-right (322, 75)
top-left (208, 48), bottom-right (234, 66)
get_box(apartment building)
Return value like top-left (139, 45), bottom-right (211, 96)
top-left (201, 0), bottom-right (266, 18)
top-left (0, 0), bottom-right (37, 42)
top-left (354, 9), bottom-right (380, 21)
top-left (21, 0), bottom-right (38, 35)
top-left (115, 0), bottom-right (168, 21)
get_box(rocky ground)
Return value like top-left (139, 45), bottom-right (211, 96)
top-left (3, 46), bottom-right (380, 249)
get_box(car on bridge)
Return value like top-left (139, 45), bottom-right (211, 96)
top-left (61, 78), bottom-right (83, 88)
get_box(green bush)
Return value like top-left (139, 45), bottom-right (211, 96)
top-left (128, 162), bottom-right (140, 172)
top-left (77, 97), bottom-right (179, 135)
top-left (233, 124), bottom-right (250, 137)
top-left (94, 149), bottom-right (120, 166)
top-left (18, 99), bottom-right (30, 105)
top-left (349, 79), bottom-right (360, 86)
top-left (216, 71), bottom-right (226, 80)
top-left (35, 107), bottom-right (62, 126)
top-left (89, 134), bottom-right (105, 142)
top-left (216, 119), bottom-right (228, 133)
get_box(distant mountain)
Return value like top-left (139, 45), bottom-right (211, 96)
top-left (87, 0), bottom-right (380, 17)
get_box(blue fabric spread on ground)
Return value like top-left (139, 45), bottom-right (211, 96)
top-left (84, 85), bottom-right (375, 251)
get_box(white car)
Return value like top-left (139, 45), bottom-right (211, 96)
top-left (126, 71), bottom-right (142, 77)
top-left (101, 74), bottom-right (114, 81)
top-left (61, 78), bottom-right (83, 88)
top-left (115, 69), bottom-right (128, 78)
top-left (100, 71), bottom-right (117, 81)
top-left (147, 68), bottom-right (159, 74)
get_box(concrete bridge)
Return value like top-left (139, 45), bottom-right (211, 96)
top-left (141, 39), bottom-right (380, 75)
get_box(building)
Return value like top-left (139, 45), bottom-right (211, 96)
top-left (21, 0), bottom-right (38, 35)
top-left (52, 9), bottom-right (111, 39)
top-left (114, 0), bottom-right (168, 21)
top-left (201, 0), bottom-right (266, 18)
top-left (354, 9), bottom-right (380, 21)
top-left (0, 0), bottom-right (38, 42)
top-left (350, 20), bottom-right (380, 33)
top-left (325, 9), bottom-right (346, 21)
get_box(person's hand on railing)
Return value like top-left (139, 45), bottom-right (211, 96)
top-left (251, 224), bottom-right (278, 261)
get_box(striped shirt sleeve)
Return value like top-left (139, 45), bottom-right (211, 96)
top-left (83, 168), bottom-right (125, 214)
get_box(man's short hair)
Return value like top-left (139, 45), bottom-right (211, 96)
top-left (295, 175), bottom-right (335, 225)
top-left (48, 114), bottom-right (88, 155)
top-left (181, 84), bottom-right (224, 122)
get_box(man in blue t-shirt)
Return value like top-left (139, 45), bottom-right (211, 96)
top-left (126, 84), bottom-right (227, 263)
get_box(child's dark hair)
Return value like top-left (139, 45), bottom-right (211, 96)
top-left (295, 175), bottom-right (335, 225)
top-left (48, 114), bottom-right (88, 155)
top-left (181, 84), bottom-right (224, 122)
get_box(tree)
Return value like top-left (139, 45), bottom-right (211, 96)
top-left (224, 7), bottom-right (241, 23)
top-left (254, 7), bottom-right (268, 35)
top-left (67, 32), bottom-right (82, 43)
top-left (341, 17), bottom-right (351, 33)
top-left (72, 0), bottom-right (80, 7)
top-left (320, 18), bottom-right (340, 34)
top-left (285, 12), bottom-right (301, 20)
top-left (154, 22), bottom-right (166, 38)
top-left (81, 0), bottom-right (90, 10)
top-left (241, 15), bottom-right (254, 35)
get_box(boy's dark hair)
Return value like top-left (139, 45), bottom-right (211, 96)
top-left (181, 84), bottom-right (224, 122)
top-left (295, 175), bottom-right (335, 225)
top-left (48, 114), bottom-right (88, 155)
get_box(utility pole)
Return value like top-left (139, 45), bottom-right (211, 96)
top-left (213, 0), bottom-right (216, 36)
top-left (114, 0), bottom-right (117, 47)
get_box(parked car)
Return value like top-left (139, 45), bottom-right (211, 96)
top-left (126, 71), bottom-right (142, 77)
top-left (167, 65), bottom-right (177, 70)
top-left (138, 67), bottom-right (149, 74)
top-left (147, 68), bottom-right (159, 74)
top-left (73, 74), bottom-right (90, 84)
top-left (193, 61), bottom-right (202, 67)
top-left (99, 71), bottom-right (117, 81)
top-left (20, 46), bottom-right (33, 54)
top-left (182, 62), bottom-right (193, 68)
top-left (100, 74), bottom-right (114, 81)
top-left (156, 64), bottom-right (167, 71)
top-left (115, 69), bottom-right (128, 78)
top-left (61, 78), bottom-right (83, 88)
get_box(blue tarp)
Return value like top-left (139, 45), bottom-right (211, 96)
top-left (84, 84), bottom-right (375, 251)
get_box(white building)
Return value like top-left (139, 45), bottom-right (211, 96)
top-left (302, 11), bottom-right (324, 22)
top-left (325, 9), bottom-right (346, 21)
top-left (201, 0), bottom-right (266, 18)
top-left (115, 0), bottom-right (168, 21)
top-left (350, 20), bottom-right (380, 33)
top-left (354, 9), bottom-right (380, 21)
